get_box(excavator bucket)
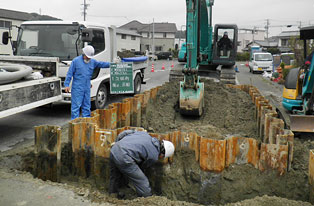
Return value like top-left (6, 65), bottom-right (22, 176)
top-left (290, 115), bottom-right (314, 132)
top-left (179, 81), bottom-right (204, 116)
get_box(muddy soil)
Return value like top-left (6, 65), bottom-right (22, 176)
top-left (142, 79), bottom-right (258, 139)
top-left (0, 79), bottom-right (313, 206)
top-left (141, 79), bottom-right (314, 204)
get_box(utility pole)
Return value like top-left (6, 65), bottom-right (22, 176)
top-left (265, 19), bottom-right (270, 39)
top-left (82, 0), bottom-right (90, 21)
top-left (152, 18), bottom-right (155, 54)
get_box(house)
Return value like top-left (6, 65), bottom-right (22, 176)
top-left (119, 20), bottom-right (177, 53)
top-left (238, 28), bottom-right (265, 52)
top-left (0, 8), bottom-right (59, 55)
top-left (277, 30), bottom-right (300, 53)
top-left (246, 39), bottom-right (279, 52)
top-left (116, 28), bottom-right (142, 52)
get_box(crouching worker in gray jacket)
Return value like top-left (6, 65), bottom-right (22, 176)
top-left (109, 130), bottom-right (175, 198)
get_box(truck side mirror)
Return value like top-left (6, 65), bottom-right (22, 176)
top-left (2, 31), bottom-right (9, 45)
top-left (81, 28), bottom-right (93, 42)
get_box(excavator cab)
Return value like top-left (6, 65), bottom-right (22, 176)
top-left (212, 25), bottom-right (238, 66)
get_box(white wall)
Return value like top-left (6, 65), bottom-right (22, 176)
top-left (116, 34), bottom-right (141, 52)
top-left (153, 32), bottom-right (175, 39)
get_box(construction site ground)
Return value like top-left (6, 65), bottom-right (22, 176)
top-left (0, 63), bottom-right (313, 206)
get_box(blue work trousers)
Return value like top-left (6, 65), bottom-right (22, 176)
top-left (109, 153), bottom-right (152, 197)
top-left (71, 89), bottom-right (91, 120)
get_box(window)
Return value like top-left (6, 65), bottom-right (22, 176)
top-left (89, 29), bottom-right (105, 55)
top-left (121, 34), bottom-right (126, 39)
top-left (155, 46), bottom-right (162, 52)
top-left (163, 33), bottom-right (167, 38)
top-left (0, 20), bottom-right (12, 29)
top-left (131, 36), bottom-right (136, 40)
top-left (255, 53), bottom-right (272, 61)
top-left (281, 39), bottom-right (288, 47)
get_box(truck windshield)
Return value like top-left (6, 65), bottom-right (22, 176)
top-left (255, 54), bottom-right (272, 61)
top-left (16, 24), bottom-right (83, 61)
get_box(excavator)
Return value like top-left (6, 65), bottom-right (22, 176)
top-left (172, 0), bottom-right (238, 116)
top-left (282, 26), bottom-right (314, 132)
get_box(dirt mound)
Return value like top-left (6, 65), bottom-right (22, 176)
top-left (142, 79), bottom-right (258, 139)
top-left (224, 195), bottom-right (313, 206)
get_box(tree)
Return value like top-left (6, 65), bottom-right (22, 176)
top-left (288, 36), bottom-right (303, 67)
top-left (267, 48), bottom-right (280, 55)
top-left (289, 36), bottom-right (314, 66)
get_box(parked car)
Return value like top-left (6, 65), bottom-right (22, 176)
top-left (156, 51), bottom-right (173, 60)
top-left (146, 51), bottom-right (157, 61)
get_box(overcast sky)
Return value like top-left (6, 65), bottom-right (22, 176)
top-left (1, 0), bottom-right (314, 37)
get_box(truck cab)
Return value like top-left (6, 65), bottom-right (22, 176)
top-left (9, 21), bottom-right (147, 109)
top-left (249, 52), bottom-right (273, 73)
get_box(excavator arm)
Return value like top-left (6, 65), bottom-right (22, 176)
top-left (179, 0), bottom-right (214, 116)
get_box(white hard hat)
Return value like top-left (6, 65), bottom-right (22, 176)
top-left (82, 45), bottom-right (95, 58)
top-left (163, 140), bottom-right (175, 158)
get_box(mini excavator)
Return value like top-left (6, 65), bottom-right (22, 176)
top-left (175, 0), bottom-right (238, 116)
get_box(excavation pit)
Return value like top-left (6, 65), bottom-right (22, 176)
top-left (0, 80), bottom-right (313, 205)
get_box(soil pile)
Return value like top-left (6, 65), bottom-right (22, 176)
top-left (142, 79), bottom-right (258, 139)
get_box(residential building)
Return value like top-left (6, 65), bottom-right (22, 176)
top-left (238, 28), bottom-right (265, 52)
top-left (116, 28), bottom-right (142, 52)
top-left (119, 20), bottom-right (177, 53)
top-left (246, 39), bottom-right (279, 52)
top-left (277, 30), bottom-right (300, 53)
top-left (0, 8), bottom-right (59, 55)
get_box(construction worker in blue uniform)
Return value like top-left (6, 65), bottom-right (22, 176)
top-left (64, 45), bottom-right (110, 120)
top-left (109, 130), bottom-right (175, 198)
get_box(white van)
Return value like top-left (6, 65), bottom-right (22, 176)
top-left (249, 52), bottom-right (273, 73)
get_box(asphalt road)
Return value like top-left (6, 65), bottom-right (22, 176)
top-left (0, 59), bottom-right (173, 152)
top-left (235, 62), bottom-right (283, 101)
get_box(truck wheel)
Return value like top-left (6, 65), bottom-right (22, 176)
top-left (134, 74), bottom-right (141, 94)
top-left (93, 83), bottom-right (107, 109)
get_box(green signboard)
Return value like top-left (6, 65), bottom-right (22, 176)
top-left (110, 62), bottom-right (134, 94)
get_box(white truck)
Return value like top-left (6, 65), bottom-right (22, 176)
top-left (1, 21), bottom-right (147, 117)
top-left (249, 52), bottom-right (274, 74)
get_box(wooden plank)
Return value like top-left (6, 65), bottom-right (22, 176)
top-left (199, 138), bottom-right (226, 172)
top-left (259, 143), bottom-right (288, 175)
